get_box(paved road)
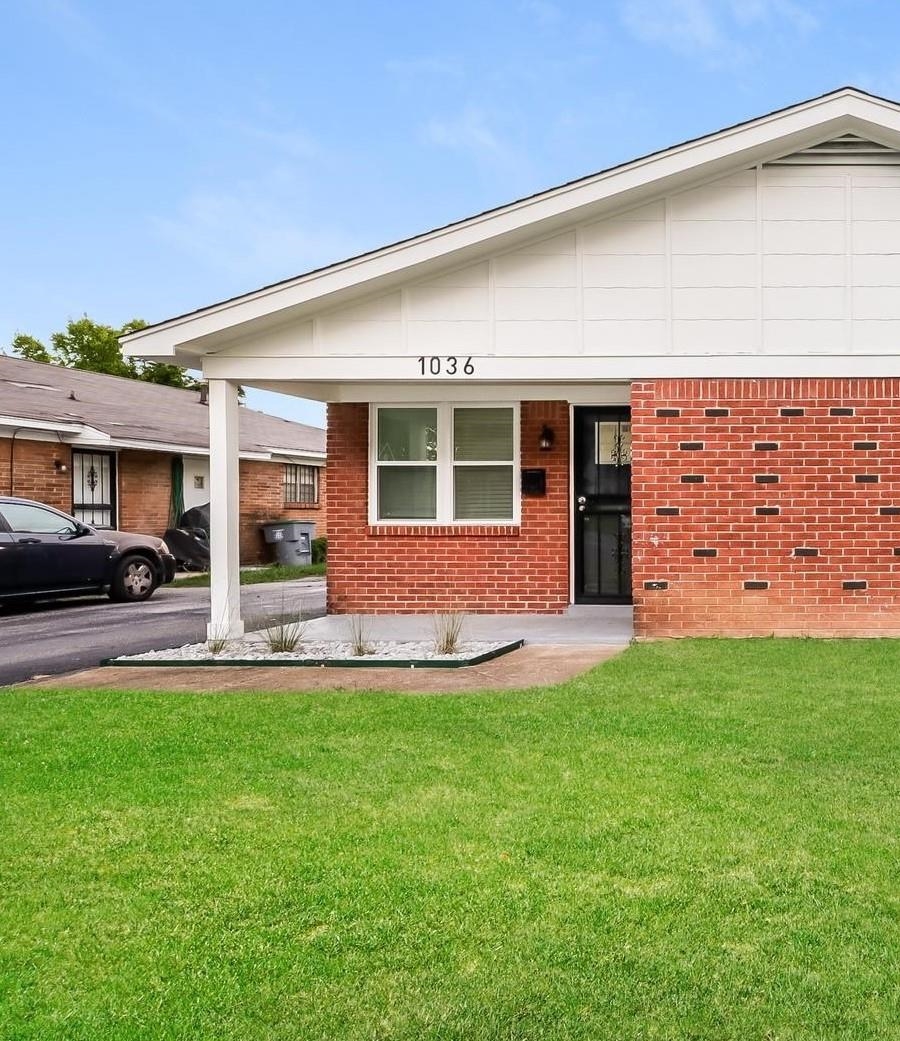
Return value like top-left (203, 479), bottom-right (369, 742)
top-left (0, 579), bottom-right (325, 686)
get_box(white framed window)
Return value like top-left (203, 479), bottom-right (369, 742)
top-left (370, 403), bottom-right (520, 524)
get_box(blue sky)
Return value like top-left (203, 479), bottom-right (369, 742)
top-left (1, 0), bottom-right (897, 426)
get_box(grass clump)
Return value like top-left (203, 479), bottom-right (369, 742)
top-left (173, 562), bottom-right (324, 588)
top-left (432, 610), bottom-right (466, 654)
top-left (347, 613), bottom-right (372, 656)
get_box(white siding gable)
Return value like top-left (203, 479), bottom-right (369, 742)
top-left (277, 158), bottom-right (900, 365)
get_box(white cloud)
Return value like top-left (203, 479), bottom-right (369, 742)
top-left (150, 171), bottom-right (360, 282)
top-left (424, 108), bottom-right (510, 159)
top-left (385, 55), bottom-right (465, 81)
top-left (520, 0), bottom-right (562, 26)
top-left (619, 0), bottom-right (817, 64)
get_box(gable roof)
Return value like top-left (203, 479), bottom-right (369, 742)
top-left (0, 355), bottom-right (325, 459)
top-left (124, 86), bottom-right (900, 362)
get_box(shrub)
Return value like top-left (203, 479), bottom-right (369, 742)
top-left (312, 537), bottom-right (328, 564)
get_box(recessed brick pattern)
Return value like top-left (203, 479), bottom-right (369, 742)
top-left (705, 408), bottom-right (729, 417)
top-left (681, 474), bottom-right (705, 483)
top-left (656, 408), bottom-right (680, 418)
top-left (744, 580), bottom-right (769, 590)
top-left (680, 442), bottom-right (704, 451)
top-left (855, 474), bottom-right (879, 483)
top-left (644, 580), bottom-right (669, 590)
top-left (843, 580), bottom-right (867, 590)
top-left (326, 401), bottom-right (570, 614)
top-left (693, 548), bottom-right (717, 557)
top-left (656, 507), bottom-right (680, 516)
top-left (794, 547), bottom-right (819, 557)
top-left (631, 378), bottom-right (900, 637)
top-left (754, 442), bottom-right (779, 451)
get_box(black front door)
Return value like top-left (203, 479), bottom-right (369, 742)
top-left (574, 406), bottom-right (632, 604)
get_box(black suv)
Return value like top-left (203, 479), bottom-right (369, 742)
top-left (0, 497), bottom-right (176, 605)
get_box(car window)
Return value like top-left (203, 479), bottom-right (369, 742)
top-left (0, 503), bottom-right (78, 535)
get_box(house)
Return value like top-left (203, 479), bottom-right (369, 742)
top-left (125, 87), bottom-right (900, 638)
top-left (0, 355), bottom-right (325, 561)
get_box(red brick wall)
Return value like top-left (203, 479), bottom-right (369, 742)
top-left (633, 378), bottom-right (900, 637)
top-left (239, 460), bottom-right (327, 563)
top-left (0, 437), bottom-right (72, 510)
top-left (118, 449), bottom-right (173, 535)
top-left (326, 401), bottom-right (569, 613)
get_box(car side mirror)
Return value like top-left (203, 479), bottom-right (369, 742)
top-left (73, 522), bottom-right (93, 538)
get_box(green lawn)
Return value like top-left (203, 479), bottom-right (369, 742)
top-left (172, 562), bottom-right (325, 587)
top-left (2, 640), bottom-right (899, 1040)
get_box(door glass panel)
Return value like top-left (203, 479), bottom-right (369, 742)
top-left (595, 421), bottom-right (631, 466)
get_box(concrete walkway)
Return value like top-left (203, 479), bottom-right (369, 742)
top-left (24, 644), bottom-right (625, 694)
top-left (20, 606), bottom-right (632, 695)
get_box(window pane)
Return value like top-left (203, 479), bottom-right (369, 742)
top-left (454, 408), bottom-right (514, 461)
top-left (378, 466), bottom-right (437, 519)
top-left (378, 408), bottom-right (437, 461)
top-left (454, 466), bottom-right (514, 520)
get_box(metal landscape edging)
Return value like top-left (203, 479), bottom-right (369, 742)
top-left (101, 639), bottom-right (526, 670)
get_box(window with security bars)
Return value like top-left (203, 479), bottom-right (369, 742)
top-left (373, 404), bottom-right (518, 523)
top-left (284, 464), bottom-right (319, 505)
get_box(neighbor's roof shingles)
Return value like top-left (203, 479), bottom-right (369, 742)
top-left (0, 355), bottom-right (324, 457)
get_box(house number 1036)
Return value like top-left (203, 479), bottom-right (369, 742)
top-left (417, 355), bottom-right (475, 376)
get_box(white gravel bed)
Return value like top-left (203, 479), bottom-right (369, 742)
top-left (112, 636), bottom-right (511, 664)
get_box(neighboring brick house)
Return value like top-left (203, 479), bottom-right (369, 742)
top-left (124, 87), bottom-right (900, 638)
top-left (0, 355), bottom-right (325, 563)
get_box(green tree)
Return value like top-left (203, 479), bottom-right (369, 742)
top-left (9, 316), bottom-right (198, 390)
top-left (11, 333), bottom-right (53, 365)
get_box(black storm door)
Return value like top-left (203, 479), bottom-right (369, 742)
top-left (72, 450), bottom-right (117, 529)
top-left (574, 407), bottom-right (632, 604)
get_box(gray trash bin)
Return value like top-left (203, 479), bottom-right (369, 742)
top-left (262, 520), bottom-right (316, 566)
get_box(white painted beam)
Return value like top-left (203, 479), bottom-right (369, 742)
top-left (207, 379), bottom-right (244, 641)
top-left (203, 353), bottom-right (900, 383)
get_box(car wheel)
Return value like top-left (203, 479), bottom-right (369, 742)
top-left (110, 554), bottom-right (159, 602)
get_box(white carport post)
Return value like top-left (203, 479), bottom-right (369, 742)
top-left (207, 378), bottom-right (244, 640)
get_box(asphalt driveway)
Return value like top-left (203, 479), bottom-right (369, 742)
top-left (0, 578), bottom-right (325, 686)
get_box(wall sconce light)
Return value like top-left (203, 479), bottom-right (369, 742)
top-left (538, 425), bottom-right (555, 451)
top-left (54, 459), bottom-right (68, 474)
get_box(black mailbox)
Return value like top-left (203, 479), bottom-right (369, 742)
top-left (521, 468), bottom-right (547, 496)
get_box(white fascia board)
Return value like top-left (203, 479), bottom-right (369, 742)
top-left (123, 91), bottom-right (900, 361)
top-left (0, 415), bottom-right (87, 435)
top-left (204, 353), bottom-right (900, 381)
top-left (68, 433), bottom-right (273, 460)
top-left (264, 448), bottom-right (326, 463)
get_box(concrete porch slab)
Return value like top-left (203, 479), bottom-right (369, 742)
top-left (301, 605), bottom-right (634, 646)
